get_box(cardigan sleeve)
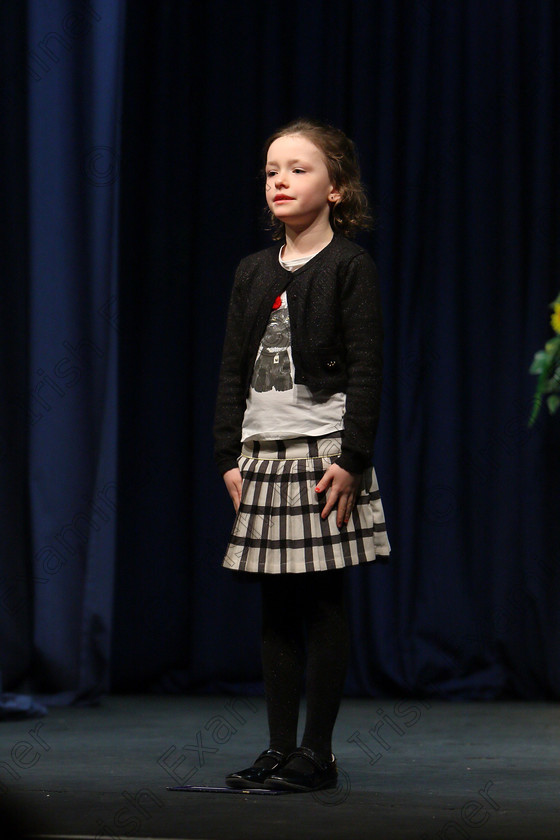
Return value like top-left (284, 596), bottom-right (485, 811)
top-left (334, 251), bottom-right (384, 474)
top-left (213, 262), bottom-right (248, 474)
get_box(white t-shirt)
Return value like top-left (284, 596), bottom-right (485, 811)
top-left (241, 249), bottom-right (346, 442)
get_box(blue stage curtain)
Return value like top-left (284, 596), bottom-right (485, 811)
top-left (1, 1), bottom-right (559, 708)
top-left (0, 0), bottom-right (125, 710)
top-left (112, 0), bottom-right (560, 699)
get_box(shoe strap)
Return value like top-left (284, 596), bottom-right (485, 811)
top-left (256, 748), bottom-right (284, 763)
top-left (287, 746), bottom-right (334, 771)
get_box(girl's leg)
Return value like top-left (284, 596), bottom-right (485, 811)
top-left (299, 568), bottom-right (350, 760)
top-left (259, 574), bottom-right (305, 762)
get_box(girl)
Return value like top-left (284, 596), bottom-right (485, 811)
top-left (213, 118), bottom-right (390, 792)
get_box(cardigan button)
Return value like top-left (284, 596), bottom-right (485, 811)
top-left (326, 360), bottom-right (336, 368)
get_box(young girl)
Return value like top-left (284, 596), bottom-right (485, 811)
top-left (213, 118), bottom-right (390, 792)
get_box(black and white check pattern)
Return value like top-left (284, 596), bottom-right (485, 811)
top-left (223, 435), bottom-right (391, 574)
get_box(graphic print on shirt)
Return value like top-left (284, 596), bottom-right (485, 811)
top-left (251, 301), bottom-right (293, 393)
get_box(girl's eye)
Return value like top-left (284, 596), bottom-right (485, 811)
top-left (266, 170), bottom-right (277, 178)
top-left (293, 168), bottom-right (305, 174)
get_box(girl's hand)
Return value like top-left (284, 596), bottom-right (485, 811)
top-left (223, 467), bottom-right (243, 513)
top-left (315, 464), bottom-right (362, 528)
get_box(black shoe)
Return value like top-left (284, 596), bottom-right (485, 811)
top-left (225, 749), bottom-right (286, 789)
top-left (264, 746), bottom-right (337, 792)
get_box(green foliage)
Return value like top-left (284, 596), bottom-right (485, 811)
top-left (528, 294), bottom-right (560, 426)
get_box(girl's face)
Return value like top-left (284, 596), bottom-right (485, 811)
top-left (265, 134), bottom-right (340, 231)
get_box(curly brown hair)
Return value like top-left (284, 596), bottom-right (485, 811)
top-left (262, 118), bottom-right (374, 240)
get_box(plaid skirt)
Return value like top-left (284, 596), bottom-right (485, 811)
top-left (223, 434), bottom-right (391, 574)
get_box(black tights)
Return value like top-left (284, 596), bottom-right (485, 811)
top-left (260, 568), bottom-right (350, 762)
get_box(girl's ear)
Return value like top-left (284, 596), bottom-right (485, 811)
top-left (328, 188), bottom-right (342, 204)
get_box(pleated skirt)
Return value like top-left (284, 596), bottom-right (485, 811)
top-left (223, 434), bottom-right (391, 574)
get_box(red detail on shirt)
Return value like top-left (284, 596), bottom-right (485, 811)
top-left (272, 295), bottom-right (282, 310)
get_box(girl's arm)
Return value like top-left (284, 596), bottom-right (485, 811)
top-left (335, 250), bottom-right (383, 474)
top-left (317, 250), bottom-right (383, 527)
top-left (213, 263), bottom-right (248, 475)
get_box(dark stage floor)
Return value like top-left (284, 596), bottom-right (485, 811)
top-left (0, 695), bottom-right (558, 839)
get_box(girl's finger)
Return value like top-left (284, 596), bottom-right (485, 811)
top-left (316, 465), bottom-right (335, 494)
top-left (336, 493), bottom-right (350, 527)
top-left (321, 487), bottom-right (338, 519)
top-left (342, 494), bottom-right (355, 525)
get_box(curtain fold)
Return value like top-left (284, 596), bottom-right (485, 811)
top-left (0, 0), bottom-right (125, 708)
top-left (0, 0), bottom-right (32, 710)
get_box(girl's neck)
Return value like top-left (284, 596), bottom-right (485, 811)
top-left (282, 223), bottom-right (334, 260)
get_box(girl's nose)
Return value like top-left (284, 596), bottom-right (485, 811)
top-left (275, 171), bottom-right (288, 188)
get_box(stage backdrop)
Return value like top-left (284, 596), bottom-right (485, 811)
top-left (1, 0), bottom-right (559, 711)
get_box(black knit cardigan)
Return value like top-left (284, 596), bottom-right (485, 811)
top-left (213, 234), bottom-right (384, 475)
